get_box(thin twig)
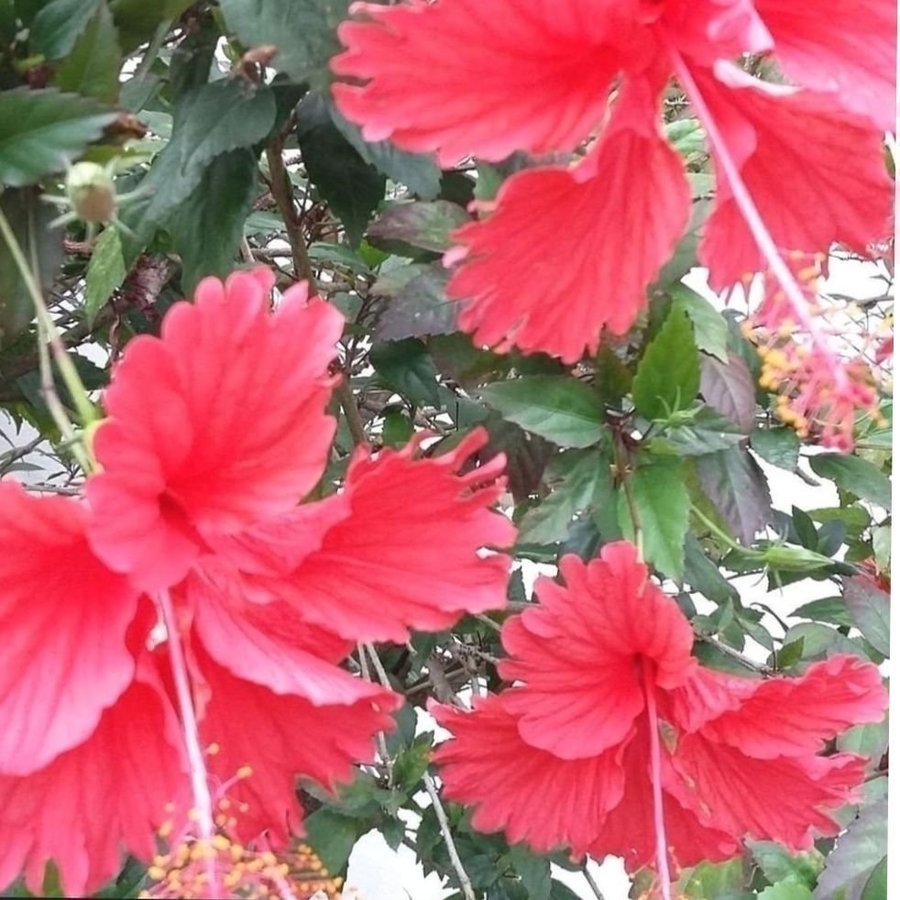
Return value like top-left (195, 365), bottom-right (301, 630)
top-left (582, 863), bottom-right (607, 900)
top-left (265, 138), bottom-right (314, 285)
top-left (422, 773), bottom-right (476, 900)
top-left (693, 628), bottom-right (773, 675)
top-left (359, 643), bottom-right (392, 783)
top-left (336, 378), bottom-right (368, 446)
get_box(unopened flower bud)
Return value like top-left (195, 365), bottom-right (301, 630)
top-left (65, 161), bottom-right (117, 223)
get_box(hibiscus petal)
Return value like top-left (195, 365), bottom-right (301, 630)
top-left (188, 558), bottom-right (384, 707)
top-left (269, 430), bottom-right (514, 643)
top-left (499, 543), bottom-right (696, 759)
top-left (431, 696), bottom-right (624, 856)
top-left (88, 270), bottom-right (342, 592)
top-left (194, 644), bottom-right (398, 845)
top-left (0, 483), bottom-right (138, 775)
top-left (0, 672), bottom-right (187, 897)
top-left (590, 719), bottom-right (739, 873)
top-left (447, 77), bottom-right (690, 363)
top-left (671, 733), bottom-right (867, 850)
top-left (332, 0), bottom-right (623, 165)
top-left (698, 655), bottom-right (888, 758)
top-left (758, 0), bottom-right (896, 131)
top-left (695, 64), bottom-right (893, 288)
top-left (660, 0), bottom-right (773, 63)
top-left (204, 493), bottom-right (351, 577)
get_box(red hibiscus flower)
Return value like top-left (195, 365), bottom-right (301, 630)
top-left (433, 542), bottom-right (887, 893)
top-left (332, 0), bottom-right (893, 363)
top-left (0, 269), bottom-right (514, 895)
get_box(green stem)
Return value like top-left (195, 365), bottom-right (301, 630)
top-left (690, 504), bottom-right (746, 553)
top-left (0, 205), bottom-right (95, 470)
top-left (613, 436), bottom-right (643, 560)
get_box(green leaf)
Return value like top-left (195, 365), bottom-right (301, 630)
top-left (619, 457), bottom-right (690, 580)
top-left (381, 406), bottom-right (414, 447)
top-left (29, 0), bottom-right (100, 59)
top-left (699, 352), bottom-right (755, 433)
top-left (813, 800), bottom-right (887, 900)
top-left (508, 845), bottom-right (551, 900)
top-left (0, 88), bottom-right (116, 186)
top-left (219, 0), bottom-right (349, 88)
top-left (633, 307), bottom-right (700, 420)
top-left (296, 93), bottom-right (385, 247)
top-left (379, 816), bottom-right (405, 851)
top-left (774, 636), bottom-right (805, 670)
top-left (792, 597), bottom-right (854, 627)
top-left (837, 716), bottom-right (889, 766)
top-left (671, 284), bottom-right (728, 362)
top-left (695, 446), bottom-right (772, 545)
top-left (54, 0), bottom-right (121, 102)
top-left (749, 842), bottom-right (823, 888)
top-left (548, 882), bottom-right (582, 900)
top-left (860, 857), bottom-right (887, 900)
top-left (374, 262), bottom-right (457, 341)
top-left (369, 200), bottom-right (469, 253)
top-left (479, 377), bottom-right (603, 449)
top-left (108, 0), bottom-right (194, 52)
top-left (683, 534), bottom-right (738, 604)
top-left (303, 807), bottom-right (363, 874)
top-left (167, 148), bottom-right (258, 291)
top-left (759, 879), bottom-right (812, 900)
top-left (369, 338), bottom-right (441, 406)
top-left (650, 407), bottom-right (746, 457)
top-left (330, 104), bottom-right (441, 199)
top-left (84, 226), bottom-right (125, 323)
top-left (751, 426), bottom-right (800, 471)
top-left (0, 187), bottom-right (64, 345)
top-left (809, 453), bottom-right (892, 511)
top-left (681, 859), bottom-right (748, 899)
top-left (518, 449), bottom-right (606, 544)
top-left (127, 80), bottom-right (276, 244)
top-left (843, 574), bottom-right (890, 657)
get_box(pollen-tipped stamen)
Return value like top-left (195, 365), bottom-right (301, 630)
top-left (669, 50), bottom-right (852, 401)
top-left (155, 588), bottom-right (220, 897)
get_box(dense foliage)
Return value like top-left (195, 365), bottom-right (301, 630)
top-left (0, 2), bottom-right (892, 899)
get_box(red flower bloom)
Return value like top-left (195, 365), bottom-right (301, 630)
top-left (0, 483), bottom-right (139, 776)
top-left (244, 431), bottom-right (515, 643)
top-left (332, 1), bottom-right (893, 361)
top-left (87, 268), bottom-right (342, 592)
top-left (433, 542), bottom-right (887, 884)
top-left (1, 269), bottom-right (514, 893)
top-left (189, 641), bottom-right (398, 845)
top-left (0, 663), bottom-right (188, 898)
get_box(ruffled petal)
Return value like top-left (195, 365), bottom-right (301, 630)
top-left (590, 719), bottom-right (739, 874)
top-left (499, 543), bottom-right (696, 759)
top-left (695, 64), bottom-right (893, 288)
top-left (88, 269), bottom-right (342, 592)
top-left (0, 483), bottom-right (138, 775)
top-left (660, 0), bottom-right (773, 63)
top-left (671, 733), bottom-right (867, 850)
top-left (188, 558), bottom-right (384, 707)
top-left (431, 696), bottom-right (624, 856)
top-left (0, 671), bottom-right (187, 897)
top-left (758, 0), bottom-right (896, 131)
top-left (332, 0), bottom-right (623, 165)
top-left (698, 655), bottom-right (888, 758)
top-left (447, 77), bottom-right (690, 363)
top-left (266, 430), bottom-right (514, 643)
top-left (193, 644), bottom-right (398, 845)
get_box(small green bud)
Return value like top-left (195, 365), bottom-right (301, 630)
top-left (66, 162), bottom-right (117, 224)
